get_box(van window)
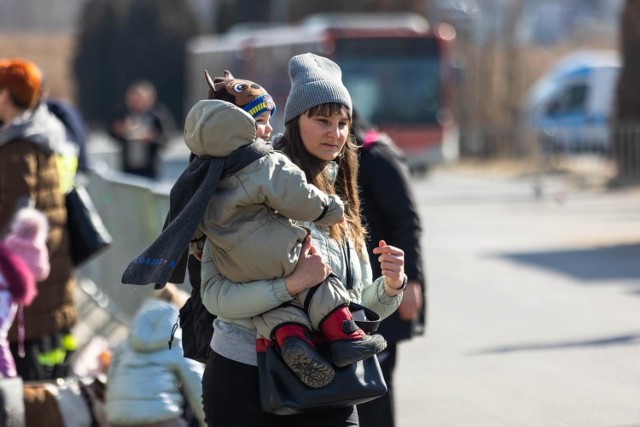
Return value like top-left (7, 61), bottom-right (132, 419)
top-left (546, 83), bottom-right (588, 116)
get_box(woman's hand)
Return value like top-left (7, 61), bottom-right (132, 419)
top-left (284, 235), bottom-right (331, 295)
top-left (373, 240), bottom-right (405, 296)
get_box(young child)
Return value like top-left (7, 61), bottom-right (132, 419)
top-left (0, 207), bottom-right (49, 378)
top-left (186, 72), bottom-right (386, 389)
top-left (105, 283), bottom-right (206, 427)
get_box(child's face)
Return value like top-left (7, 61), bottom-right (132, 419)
top-left (254, 111), bottom-right (273, 140)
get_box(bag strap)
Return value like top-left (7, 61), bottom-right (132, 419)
top-left (343, 241), bottom-right (383, 333)
top-left (349, 302), bottom-right (381, 334)
top-left (343, 240), bottom-right (353, 290)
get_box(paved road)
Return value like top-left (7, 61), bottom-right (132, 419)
top-left (393, 168), bottom-right (640, 427)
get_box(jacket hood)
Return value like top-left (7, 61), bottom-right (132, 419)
top-left (128, 300), bottom-right (180, 353)
top-left (184, 99), bottom-right (259, 158)
top-left (0, 103), bottom-right (67, 154)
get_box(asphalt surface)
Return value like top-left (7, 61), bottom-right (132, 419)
top-left (392, 167), bottom-right (640, 427)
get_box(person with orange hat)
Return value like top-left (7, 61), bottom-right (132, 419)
top-left (0, 58), bottom-right (78, 381)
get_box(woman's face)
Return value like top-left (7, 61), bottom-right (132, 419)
top-left (254, 111), bottom-right (273, 140)
top-left (298, 107), bottom-right (350, 161)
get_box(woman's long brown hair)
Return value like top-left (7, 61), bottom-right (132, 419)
top-left (277, 103), bottom-right (367, 256)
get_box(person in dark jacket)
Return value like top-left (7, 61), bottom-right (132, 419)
top-left (43, 89), bottom-right (90, 174)
top-left (110, 80), bottom-right (176, 180)
top-left (354, 110), bottom-right (426, 427)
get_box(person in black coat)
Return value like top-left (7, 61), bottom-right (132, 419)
top-left (354, 110), bottom-right (427, 427)
top-left (45, 97), bottom-right (89, 174)
top-left (39, 79), bottom-right (90, 175)
top-left (110, 80), bottom-right (176, 180)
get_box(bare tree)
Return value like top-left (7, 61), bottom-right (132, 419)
top-left (74, 0), bottom-right (200, 128)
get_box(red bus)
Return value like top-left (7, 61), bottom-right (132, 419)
top-left (186, 13), bottom-right (458, 172)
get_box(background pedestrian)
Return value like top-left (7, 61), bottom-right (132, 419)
top-left (353, 109), bottom-right (426, 427)
top-left (105, 283), bottom-right (206, 427)
top-left (0, 58), bottom-right (78, 381)
top-left (110, 80), bottom-right (176, 180)
top-left (0, 207), bottom-right (49, 378)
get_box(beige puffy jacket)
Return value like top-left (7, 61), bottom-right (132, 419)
top-left (184, 100), bottom-right (344, 283)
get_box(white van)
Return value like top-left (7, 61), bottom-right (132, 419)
top-left (522, 50), bottom-right (620, 152)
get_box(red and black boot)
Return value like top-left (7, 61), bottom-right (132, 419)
top-left (274, 324), bottom-right (335, 388)
top-left (320, 306), bottom-right (387, 368)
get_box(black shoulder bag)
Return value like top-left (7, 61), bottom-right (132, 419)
top-left (65, 185), bottom-right (113, 266)
top-left (257, 241), bottom-right (388, 415)
top-left (177, 254), bottom-right (215, 363)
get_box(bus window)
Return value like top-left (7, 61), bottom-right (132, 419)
top-left (347, 76), bottom-right (380, 120)
top-left (335, 38), bottom-right (441, 126)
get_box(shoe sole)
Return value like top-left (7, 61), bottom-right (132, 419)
top-left (282, 343), bottom-right (335, 388)
top-left (332, 336), bottom-right (388, 368)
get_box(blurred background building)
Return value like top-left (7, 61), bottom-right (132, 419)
top-left (3, 0), bottom-right (639, 187)
top-left (2, 0), bottom-right (638, 183)
top-left (0, 0), bottom-right (625, 125)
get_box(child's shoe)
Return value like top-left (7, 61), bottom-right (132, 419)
top-left (274, 324), bottom-right (335, 388)
top-left (320, 306), bottom-right (387, 368)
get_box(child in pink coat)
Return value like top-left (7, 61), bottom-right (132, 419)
top-left (0, 207), bottom-right (49, 377)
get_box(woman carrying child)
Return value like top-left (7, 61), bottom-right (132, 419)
top-left (199, 53), bottom-right (407, 426)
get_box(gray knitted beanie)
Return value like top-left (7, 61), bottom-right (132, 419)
top-left (283, 53), bottom-right (352, 124)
